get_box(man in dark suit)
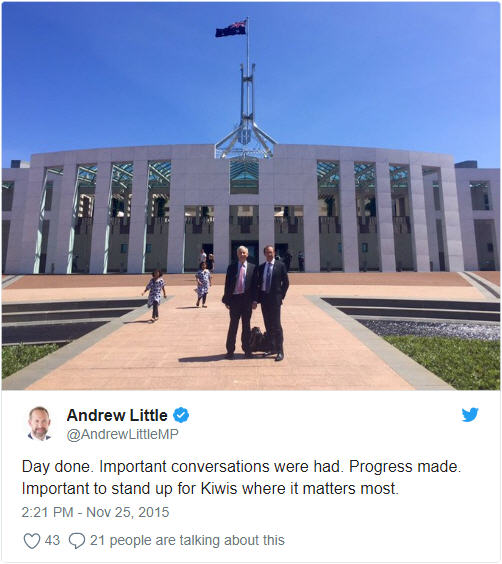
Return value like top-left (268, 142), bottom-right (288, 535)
top-left (222, 246), bottom-right (256, 359)
top-left (252, 245), bottom-right (289, 361)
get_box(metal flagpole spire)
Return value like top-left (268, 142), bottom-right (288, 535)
top-left (215, 17), bottom-right (277, 159)
top-left (246, 16), bottom-right (249, 121)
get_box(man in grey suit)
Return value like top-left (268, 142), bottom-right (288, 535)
top-left (222, 246), bottom-right (256, 359)
top-left (252, 245), bottom-right (289, 361)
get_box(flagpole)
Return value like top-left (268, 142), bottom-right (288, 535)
top-left (246, 16), bottom-right (250, 125)
top-left (215, 16), bottom-right (277, 158)
top-left (246, 16), bottom-right (249, 77)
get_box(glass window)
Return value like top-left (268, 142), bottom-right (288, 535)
top-left (230, 158), bottom-right (259, 194)
top-left (389, 165), bottom-right (413, 271)
top-left (36, 167), bottom-right (63, 273)
top-left (2, 181), bottom-right (14, 211)
top-left (432, 181), bottom-right (441, 211)
top-left (45, 186), bottom-right (53, 211)
top-left (355, 162), bottom-right (377, 270)
top-left (470, 181), bottom-right (491, 211)
top-left (145, 161), bottom-right (171, 273)
top-left (120, 243), bottom-right (128, 254)
top-left (317, 162), bottom-right (342, 271)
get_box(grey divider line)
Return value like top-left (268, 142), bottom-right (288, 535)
top-left (2, 296), bottom-right (145, 306)
top-left (306, 295), bottom-right (454, 391)
top-left (2, 296), bottom-right (173, 390)
top-left (3, 319), bottom-right (118, 328)
top-left (460, 271), bottom-right (500, 299)
top-left (1, 275), bottom-right (23, 288)
top-left (348, 315), bottom-right (499, 325)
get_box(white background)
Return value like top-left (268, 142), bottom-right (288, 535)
top-left (2, 390), bottom-right (500, 563)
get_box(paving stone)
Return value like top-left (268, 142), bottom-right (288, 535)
top-left (1, 273), bottom-right (496, 391)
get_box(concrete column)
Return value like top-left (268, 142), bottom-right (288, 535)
top-left (455, 175), bottom-right (477, 270)
top-left (422, 175), bottom-right (441, 271)
top-left (53, 156), bottom-right (78, 274)
top-left (89, 161), bottom-right (112, 273)
top-left (127, 159), bottom-right (148, 273)
top-left (213, 204), bottom-right (228, 273)
top-left (408, 162), bottom-right (430, 271)
top-left (259, 204), bottom-right (275, 262)
top-left (439, 163), bottom-right (465, 271)
top-left (167, 204), bottom-right (185, 273)
top-left (8, 165), bottom-right (45, 273)
top-left (375, 161), bottom-right (396, 272)
top-left (303, 202), bottom-right (320, 272)
top-left (339, 160), bottom-right (359, 272)
top-left (490, 176), bottom-right (500, 264)
top-left (44, 173), bottom-right (64, 273)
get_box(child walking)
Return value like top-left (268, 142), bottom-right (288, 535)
top-left (195, 261), bottom-right (211, 307)
top-left (142, 269), bottom-right (167, 322)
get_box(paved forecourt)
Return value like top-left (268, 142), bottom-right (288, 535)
top-left (2, 273), bottom-right (497, 391)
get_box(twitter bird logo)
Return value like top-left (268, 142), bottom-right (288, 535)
top-left (462, 408), bottom-right (478, 422)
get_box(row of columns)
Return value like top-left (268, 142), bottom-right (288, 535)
top-left (7, 155), bottom-right (465, 274)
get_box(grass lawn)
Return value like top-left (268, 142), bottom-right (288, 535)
top-left (2, 344), bottom-right (61, 379)
top-left (384, 336), bottom-right (500, 390)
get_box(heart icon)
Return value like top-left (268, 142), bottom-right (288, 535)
top-left (23, 533), bottom-right (41, 549)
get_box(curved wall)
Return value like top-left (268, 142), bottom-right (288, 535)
top-left (2, 143), bottom-right (499, 273)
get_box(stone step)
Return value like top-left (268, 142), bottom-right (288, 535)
top-left (322, 297), bottom-right (499, 311)
top-left (3, 307), bottom-right (137, 323)
top-left (338, 306), bottom-right (499, 322)
top-left (2, 298), bottom-right (146, 313)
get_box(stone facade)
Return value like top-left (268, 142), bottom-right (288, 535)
top-left (2, 144), bottom-right (499, 274)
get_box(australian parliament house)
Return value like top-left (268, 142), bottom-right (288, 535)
top-left (2, 21), bottom-right (499, 276)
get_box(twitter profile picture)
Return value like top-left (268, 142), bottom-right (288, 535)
top-left (28, 406), bottom-right (52, 441)
top-left (462, 407), bottom-right (478, 422)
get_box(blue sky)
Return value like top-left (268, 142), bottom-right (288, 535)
top-left (2, 2), bottom-right (500, 168)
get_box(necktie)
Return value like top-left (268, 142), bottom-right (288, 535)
top-left (265, 263), bottom-right (272, 292)
top-left (236, 264), bottom-right (245, 293)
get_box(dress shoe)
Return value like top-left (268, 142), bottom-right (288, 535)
top-left (224, 352), bottom-right (234, 360)
top-left (244, 351), bottom-right (253, 358)
top-left (275, 352), bottom-right (284, 362)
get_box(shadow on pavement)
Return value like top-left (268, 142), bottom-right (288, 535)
top-left (179, 354), bottom-right (228, 362)
top-left (178, 353), bottom-right (272, 362)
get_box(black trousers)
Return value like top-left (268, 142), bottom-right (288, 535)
top-left (152, 301), bottom-right (159, 318)
top-left (226, 295), bottom-right (252, 354)
top-left (261, 300), bottom-right (283, 353)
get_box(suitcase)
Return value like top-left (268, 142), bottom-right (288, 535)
top-left (249, 326), bottom-right (273, 353)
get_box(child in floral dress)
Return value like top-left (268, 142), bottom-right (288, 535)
top-left (195, 261), bottom-right (211, 307)
top-left (142, 269), bottom-right (167, 322)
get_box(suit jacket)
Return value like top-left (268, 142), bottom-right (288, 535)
top-left (254, 260), bottom-right (289, 306)
top-left (222, 261), bottom-right (256, 306)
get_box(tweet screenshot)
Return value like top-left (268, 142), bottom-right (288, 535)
top-left (1, 389), bottom-right (500, 563)
top-left (2, 2), bottom-right (501, 563)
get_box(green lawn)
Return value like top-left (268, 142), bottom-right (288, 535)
top-left (2, 344), bottom-right (61, 379)
top-left (384, 336), bottom-right (500, 390)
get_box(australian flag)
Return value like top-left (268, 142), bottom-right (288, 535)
top-left (215, 20), bottom-right (246, 38)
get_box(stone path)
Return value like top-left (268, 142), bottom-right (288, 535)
top-left (2, 272), bottom-right (496, 391)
